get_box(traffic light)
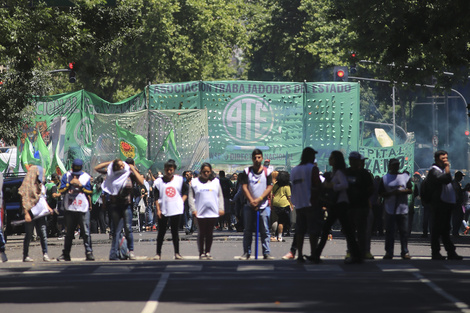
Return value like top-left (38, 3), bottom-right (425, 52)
top-left (349, 52), bottom-right (358, 74)
top-left (68, 62), bottom-right (76, 83)
top-left (467, 103), bottom-right (470, 117)
top-left (334, 66), bottom-right (348, 82)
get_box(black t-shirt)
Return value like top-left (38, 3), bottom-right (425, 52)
top-left (345, 168), bottom-right (373, 209)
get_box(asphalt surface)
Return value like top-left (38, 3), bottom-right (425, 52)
top-left (2, 230), bottom-right (470, 313)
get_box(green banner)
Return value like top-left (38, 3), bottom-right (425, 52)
top-left (148, 81), bottom-right (360, 170)
top-left (359, 142), bottom-right (415, 177)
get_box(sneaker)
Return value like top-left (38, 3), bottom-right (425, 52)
top-left (282, 251), bottom-right (295, 260)
top-left (128, 251), bottom-right (136, 260)
top-left (239, 253), bottom-right (250, 260)
top-left (1, 252), bottom-right (7, 263)
top-left (174, 253), bottom-right (184, 260)
top-left (57, 254), bottom-right (71, 262)
top-left (151, 254), bottom-right (161, 260)
top-left (297, 256), bottom-right (306, 263)
top-left (328, 234), bottom-right (333, 241)
top-left (43, 253), bottom-right (51, 262)
top-left (277, 236), bottom-right (283, 242)
top-left (364, 252), bottom-right (375, 260)
top-left (205, 253), bottom-right (213, 260)
top-left (432, 254), bottom-right (446, 260)
top-left (199, 253), bottom-right (207, 260)
top-left (448, 253), bottom-right (463, 260)
top-left (86, 252), bottom-right (95, 261)
top-left (23, 256), bottom-right (34, 262)
top-left (263, 254), bottom-right (274, 260)
top-left (401, 253), bottom-right (411, 260)
top-left (383, 254), bottom-right (393, 260)
top-left (465, 227), bottom-right (470, 235)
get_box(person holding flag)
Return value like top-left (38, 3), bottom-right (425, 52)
top-left (57, 159), bottom-right (94, 261)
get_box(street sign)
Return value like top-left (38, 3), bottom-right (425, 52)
top-left (432, 135), bottom-right (439, 147)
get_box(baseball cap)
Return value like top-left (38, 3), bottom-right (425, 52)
top-left (455, 171), bottom-right (465, 177)
top-left (72, 158), bottom-right (83, 175)
top-left (349, 151), bottom-right (361, 159)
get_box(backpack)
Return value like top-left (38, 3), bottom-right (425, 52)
top-left (117, 231), bottom-right (129, 260)
top-left (420, 176), bottom-right (433, 204)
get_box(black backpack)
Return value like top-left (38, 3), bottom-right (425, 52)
top-left (419, 176), bottom-right (433, 204)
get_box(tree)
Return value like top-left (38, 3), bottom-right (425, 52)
top-left (331, 0), bottom-right (470, 87)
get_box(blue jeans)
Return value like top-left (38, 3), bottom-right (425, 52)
top-left (63, 210), bottom-right (93, 256)
top-left (242, 205), bottom-right (270, 255)
top-left (0, 227), bottom-right (5, 253)
top-left (24, 216), bottom-right (48, 257)
top-left (183, 204), bottom-right (194, 233)
top-left (385, 213), bottom-right (409, 256)
top-left (146, 199), bottom-right (154, 227)
top-left (109, 203), bottom-right (134, 259)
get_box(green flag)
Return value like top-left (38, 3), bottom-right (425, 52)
top-left (116, 121), bottom-right (153, 168)
top-left (48, 140), bottom-right (67, 177)
top-left (34, 128), bottom-right (51, 174)
top-left (20, 137), bottom-right (39, 171)
top-left (0, 155), bottom-right (8, 173)
top-left (160, 129), bottom-right (181, 165)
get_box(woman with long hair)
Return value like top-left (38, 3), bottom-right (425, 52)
top-left (271, 171), bottom-right (293, 242)
top-left (313, 150), bottom-right (362, 264)
top-left (188, 163), bottom-right (224, 259)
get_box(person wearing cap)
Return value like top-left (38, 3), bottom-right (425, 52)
top-left (57, 158), bottom-right (94, 261)
top-left (451, 171), bottom-right (466, 237)
top-left (379, 159), bottom-right (413, 259)
top-left (426, 150), bottom-right (463, 260)
top-left (345, 151), bottom-right (374, 260)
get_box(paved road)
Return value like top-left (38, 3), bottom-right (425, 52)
top-left (2, 231), bottom-right (470, 313)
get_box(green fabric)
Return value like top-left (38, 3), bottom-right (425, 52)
top-left (35, 128), bottom-right (51, 174)
top-left (116, 121), bottom-right (153, 168)
top-left (21, 137), bottom-right (39, 170)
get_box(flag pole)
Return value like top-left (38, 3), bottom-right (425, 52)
top-left (255, 209), bottom-right (260, 260)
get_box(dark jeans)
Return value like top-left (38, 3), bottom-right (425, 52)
top-left (349, 207), bottom-right (369, 258)
top-left (156, 214), bottom-right (181, 255)
top-left (422, 204), bottom-right (431, 235)
top-left (384, 213), bottom-right (409, 256)
top-left (196, 217), bottom-right (218, 255)
top-left (315, 202), bottom-right (361, 260)
top-left (63, 210), bottom-right (92, 257)
top-left (431, 202), bottom-right (456, 256)
top-left (452, 204), bottom-right (464, 236)
top-left (109, 203), bottom-right (134, 259)
top-left (24, 216), bottom-right (48, 257)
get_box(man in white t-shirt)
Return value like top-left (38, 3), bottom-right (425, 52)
top-left (239, 149), bottom-right (273, 260)
top-left (57, 159), bottom-right (94, 261)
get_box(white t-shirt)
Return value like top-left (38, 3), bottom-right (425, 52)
top-left (63, 172), bottom-right (91, 213)
top-left (153, 175), bottom-right (184, 217)
top-left (189, 177), bottom-right (223, 218)
top-left (382, 172), bottom-right (410, 215)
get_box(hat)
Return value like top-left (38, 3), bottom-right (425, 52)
top-left (388, 158), bottom-right (400, 166)
top-left (455, 171), bottom-right (465, 177)
top-left (414, 171), bottom-right (421, 176)
top-left (72, 158), bottom-right (83, 167)
top-left (349, 151), bottom-right (361, 160)
top-left (72, 158), bottom-right (83, 175)
top-left (265, 159), bottom-right (270, 163)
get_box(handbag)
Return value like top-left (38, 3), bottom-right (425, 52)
top-left (318, 172), bottom-right (338, 208)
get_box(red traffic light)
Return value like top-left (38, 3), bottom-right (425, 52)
top-left (336, 70), bottom-right (345, 78)
top-left (351, 53), bottom-right (356, 58)
top-left (68, 62), bottom-right (75, 70)
top-left (465, 130), bottom-right (470, 136)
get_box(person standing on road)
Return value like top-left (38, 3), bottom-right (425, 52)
top-left (57, 159), bottom-right (94, 261)
top-left (288, 147), bottom-right (322, 263)
top-left (427, 150), bottom-right (463, 260)
top-left (239, 149), bottom-right (274, 260)
top-left (379, 158), bottom-right (412, 259)
top-left (95, 158), bottom-right (144, 260)
top-left (189, 163), bottom-right (224, 260)
top-left (451, 171), bottom-right (465, 237)
top-left (152, 159), bottom-right (188, 260)
top-left (345, 151), bottom-right (374, 260)
top-left (19, 165), bottom-right (53, 262)
top-left (314, 151), bottom-right (362, 264)
top-left (0, 172), bottom-right (6, 262)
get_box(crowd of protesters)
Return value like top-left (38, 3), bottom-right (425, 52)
top-left (0, 147), bottom-right (468, 263)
